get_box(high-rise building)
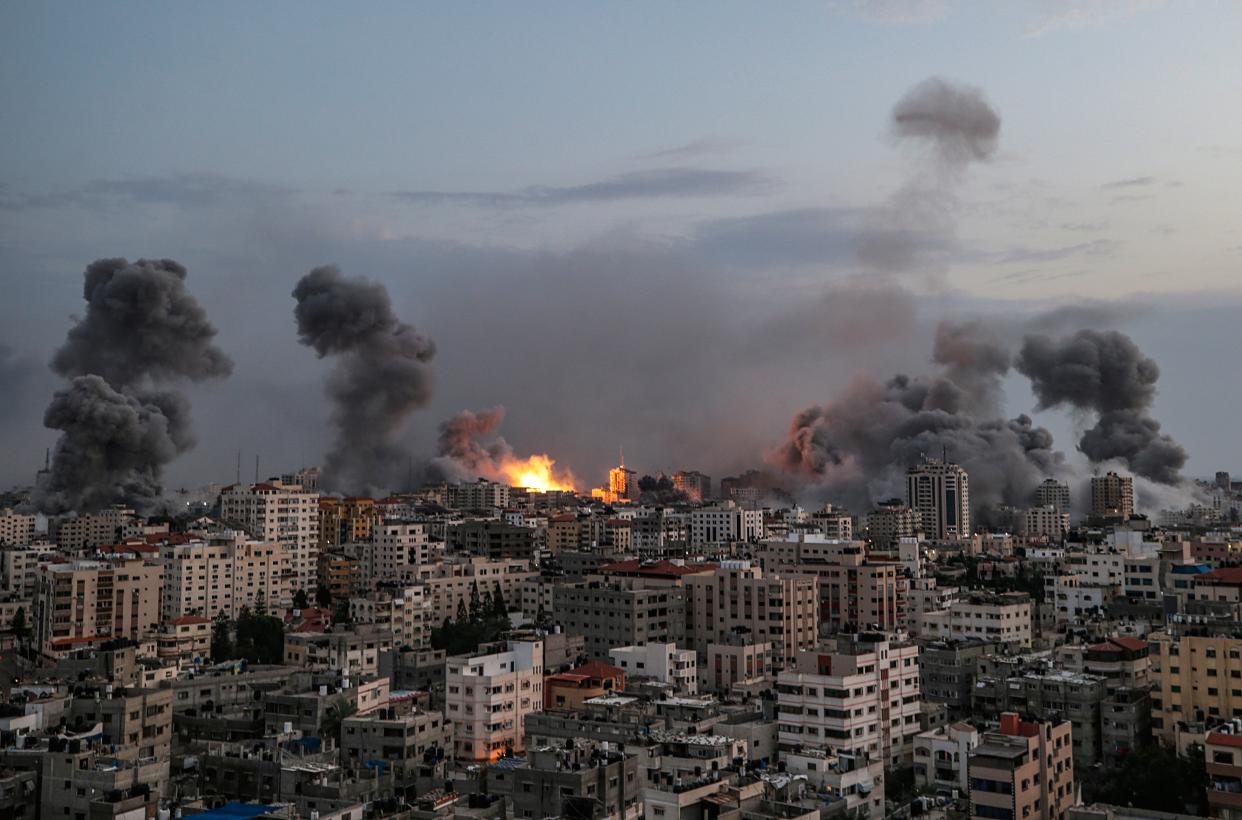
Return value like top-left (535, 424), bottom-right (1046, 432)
top-left (906, 459), bottom-right (970, 541)
top-left (1021, 506), bottom-right (1070, 540)
top-left (219, 480), bottom-right (320, 592)
top-left (1034, 478), bottom-right (1072, 513)
top-left (318, 495), bottom-right (381, 549)
top-left (867, 499), bottom-right (923, 548)
top-left (1217, 471), bottom-right (1233, 492)
top-left (608, 461), bottom-right (637, 502)
top-left (159, 530), bottom-right (293, 620)
top-left (446, 639), bottom-right (544, 762)
top-left (1090, 471), bottom-right (1135, 521)
top-left (32, 558), bottom-right (163, 656)
top-left (671, 470), bottom-right (712, 502)
top-left (968, 713), bottom-right (1074, 820)
top-left (552, 582), bottom-right (685, 660)
top-left (0, 508), bottom-right (36, 546)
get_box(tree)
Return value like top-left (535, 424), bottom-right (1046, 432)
top-left (535, 604), bottom-right (548, 628)
top-left (211, 613), bottom-right (234, 661)
top-left (333, 599), bottom-right (352, 626)
top-left (10, 607), bottom-right (27, 639)
top-left (1080, 743), bottom-right (1207, 814)
top-left (456, 597), bottom-right (469, 623)
top-left (292, 589), bottom-right (310, 610)
top-left (315, 584), bottom-right (333, 607)
top-left (233, 607), bottom-right (285, 665)
top-left (319, 696), bottom-right (357, 748)
top-left (468, 580), bottom-right (482, 622)
top-left (492, 581), bottom-right (507, 617)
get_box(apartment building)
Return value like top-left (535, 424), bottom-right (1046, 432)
top-left (350, 584), bottom-right (431, 649)
top-left (867, 500), bottom-right (923, 548)
top-left (318, 495), bottom-right (381, 549)
top-left (366, 519), bottom-right (437, 584)
top-left (340, 705), bottom-right (450, 775)
top-left (775, 633), bottom-right (922, 767)
top-left (0, 508), bottom-right (36, 546)
top-left (688, 502), bottom-right (764, 546)
top-left (0, 542), bottom-right (59, 598)
top-left (446, 639), bottom-right (544, 762)
top-left (1021, 506), bottom-right (1070, 540)
top-left (683, 561), bottom-right (818, 670)
top-left (610, 642), bottom-right (698, 694)
top-left (704, 638), bottom-right (774, 696)
top-left (1205, 721), bottom-right (1242, 820)
top-left (1149, 629), bottom-right (1242, 744)
top-left (448, 519), bottom-right (535, 560)
top-left (914, 721), bottom-right (979, 795)
top-left (907, 459), bottom-right (970, 542)
top-left (968, 713), bottom-right (1075, 820)
top-left (317, 549), bottom-right (362, 601)
top-left (49, 507), bottom-right (134, 551)
top-left (920, 639), bottom-right (997, 716)
top-left (284, 625), bottom-right (394, 676)
top-left (552, 581), bottom-right (685, 660)
top-left (921, 592), bottom-right (1033, 648)
top-left (219, 480), bottom-right (320, 591)
top-left (487, 740), bottom-right (641, 820)
top-left (159, 530), bottom-right (293, 620)
top-left (32, 558), bottom-right (162, 656)
top-left (416, 556), bottom-right (535, 622)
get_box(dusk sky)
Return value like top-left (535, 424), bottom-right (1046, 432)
top-left (3, 1), bottom-right (1241, 497)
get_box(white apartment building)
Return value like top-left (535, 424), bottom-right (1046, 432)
top-left (913, 721), bottom-right (979, 795)
top-left (219, 480), bottom-right (320, 591)
top-left (1021, 506), bottom-right (1069, 540)
top-left (776, 634), bottom-right (922, 767)
top-left (446, 639), bottom-right (544, 762)
top-left (160, 531), bottom-right (293, 620)
top-left (906, 460), bottom-right (970, 541)
top-left (33, 558), bottom-right (163, 655)
top-left (610, 642), bottom-right (698, 694)
top-left (415, 556), bottom-right (535, 622)
top-left (689, 503), bottom-right (764, 546)
top-left (49, 506), bottom-right (135, 550)
top-left (0, 509), bottom-right (36, 546)
top-left (1046, 574), bottom-right (1113, 623)
top-left (0, 543), bottom-right (60, 598)
top-left (920, 592), bottom-right (1032, 648)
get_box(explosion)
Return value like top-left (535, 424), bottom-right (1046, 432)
top-left (428, 405), bottom-right (577, 492)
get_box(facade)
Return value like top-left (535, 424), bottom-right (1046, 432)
top-left (553, 581), bottom-right (685, 660)
top-left (907, 459), bottom-right (971, 541)
top-left (350, 584), bottom-right (431, 649)
top-left (32, 558), bottom-right (162, 655)
top-left (0, 543), bottom-right (58, 598)
top-left (446, 639), bottom-right (545, 762)
top-left (0, 509), bottom-right (36, 546)
top-left (776, 633), bottom-right (922, 767)
top-left (683, 561), bottom-right (818, 670)
top-left (417, 556), bottom-right (535, 622)
top-left (867, 500), bottom-right (923, 548)
top-left (671, 470), bottom-right (712, 502)
top-left (448, 519), bottom-right (535, 560)
top-left (914, 721), bottom-right (979, 795)
top-left (968, 713), bottom-right (1075, 820)
top-left (920, 639), bottom-right (997, 716)
top-left (1206, 723), bottom-right (1242, 820)
top-left (367, 519), bottom-right (436, 584)
top-left (1034, 479), bottom-right (1072, 514)
top-left (1022, 506), bottom-right (1071, 540)
top-left (544, 660), bottom-right (626, 710)
top-left (487, 741), bottom-right (640, 820)
top-left (1091, 472), bottom-right (1135, 521)
top-left (1149, 629), bottom-right (1242, 744)
top-left (219, 480), bottom-right (320, 591)
top-left (159, 530), bottom-right (293, 620)
top-left (921, 592), bottom-right (1033, 648)
top-left (688, 503), bottom-right (764, 546)
top-left (340, 706), bottom-right (449, 776)
top-left (318, 495), bottom-right (381, 549)
top-left (704, 638), bottom-right (773, 695)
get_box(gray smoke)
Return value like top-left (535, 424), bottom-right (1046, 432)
top-left (50, 257), bottom-right (233, 387)
top-left (1016, 328), bottom-right (1187, 484)
top-left (427, 405), bottom-right (514, 482)
top-left (292, 265), bottom-right (436, 494)
top-left (35, 258), bottom-right (232, 513)
top-left (858, 77), bottom-right (1000, 275)
top-left (770, 320), bottom-right (1064, 517)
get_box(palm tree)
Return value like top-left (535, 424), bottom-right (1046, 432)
top-left (319, 696), bottom-right (357, 749)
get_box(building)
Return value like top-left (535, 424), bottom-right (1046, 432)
top-left (49, 507), bottom-right (135, 551)
top-left (160, 530), bottom-right (293, 620)
top-left (552, 582), bottom-right (685, 660)
top-left (32, 558), bottom-right (162, 656)
top-left (671, 470), bottom-right (712, 502)
top-left (0, 543), bottom-right (59, 598)
top-left (448, 519), bottom-right (535, 560)
top-left (920, 639), bottom-right (998, 716)
top-left (417, 556), bottom-right (535, 622)
top-left (914, 721), bottom-right (979, 796)
top-left (609, 462), bottom-right (637, 503)
top-left (1205, 721), bottom-right (1242, 820)
top-left (867, 499), bottom-right (923, 548)
top-left (1022, 506), bottom-right (1071, 540)
top-left (0, 509), bottom-right (35, 546)
top-left (1149, 629), bottom-right (1242, 744)
top-left (350, 584), bottom-right (431, 649)
top-left (318, 495), bottom-right (381, 549)
top-left (219, 480), bottom-right (320, 591)
top-left (544, 660), bottom-right (626, 710)
top-left (704, 638), bottom-right (773, 696)
top-left (921, 592), bottom-right (1033, 648)
top-left (610, 643), bottom-right (697, 694)
top-left (907, 459), bottom-right (970, 541)
top-left (486, 739), bottom-right (641, 820)
top-left (1091, 472), bottom-right (1135, 522)
top-left (683, 561), bottom-right (818, 670)
top-left (776, 632), bottom-right (922, 767)
top-left (366, 518), bottom-right (436, 584)
top-left (968, 713), bottom-right (1075, 820)
top-left (688, 502), bottom-right (764, 546)
top-left (340, 705), bottom-right (449, 778)
top-left (317, 548), bottom-right (362, 601)
top-left (446, 639), bottom-right (544, 762)
top-left (1034, 479), bottom-right (1072, 514)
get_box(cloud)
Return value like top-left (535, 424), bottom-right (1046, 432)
top-left (1023, 0), bottom-right (1166, 37)
top-left (632, 138), bottom-right (745, 162)
top-left (995, 238), bottom-right (1120, 264)
top-left (1101, 176), bottom-right (1158, 190)
top-left (389, 167), bottom-right (774, 208)
top-left (0, 172), bottom-right (293, 211)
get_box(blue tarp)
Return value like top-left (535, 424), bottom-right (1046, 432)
top-left (188, 802), bottom-right (280, 820)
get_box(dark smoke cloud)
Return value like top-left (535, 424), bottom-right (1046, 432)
top-left (37, 376), bottom-right (195, 512)
top-left (891, 77), bottom-right (1001, 165)
top-left (770, 320), bottom-right (1064, 518)
top-left (427, 405), bottom-right (514, 482)
top-left (0, 345), bottom-right (36, 422)
top-left (1016, 328), bottom-right (1187, 483)
top-left (637, 474), bottom-right (688, 505)
top-left (35, 258), bottom-right (231, 513)
top-left (51, 257), bottom-right (233, 387)
top-left (293, 265), bottom-right (436, 494)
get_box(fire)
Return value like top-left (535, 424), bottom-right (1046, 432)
top-left (500, 454), bottom-right (577, 493)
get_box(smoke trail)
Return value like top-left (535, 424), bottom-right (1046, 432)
top-left (770, 320), bottom-right (1064, 517)
top-left (427, 405), bottom-right (514, 482)
top-left (292, 265), bottom-right (436, 493)
top-left (891, 77), bottom-right (1001, 166)
top-left (1016, 328), bottom-right (1187, 483)
top-left (35, 258), bottom-right (232, 513)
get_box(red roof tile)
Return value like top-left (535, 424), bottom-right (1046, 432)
top-left (571, 660), bottom-right (625, 679)
top-left (1202, 567), bottom-right (1242, 585)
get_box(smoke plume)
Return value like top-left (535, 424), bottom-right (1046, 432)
top-left (293, 265), bottom-right (436, 493)
top-left (427, 405), bottom-right (513, 482)
top-left (770, 319), bottom-right (1064, 519)
top-left (1016, 328), bottom-right (1187, 483)
top-left (891, 77), bottom-right (1001, 166)
top-left (35, 258), bottom-right (232, 513)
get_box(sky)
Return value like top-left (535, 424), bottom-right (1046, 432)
top-left (2, 1), bottom-right (1241, 500)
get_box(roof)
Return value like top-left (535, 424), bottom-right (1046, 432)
top-left (599, 559), bottom-right (716, 578)
top-left (1087, 636), bottom-right (1148, 653)
top-left (1202, 567), bottom-right (1242, 585)
top-left (169, 615), bottom-right (211, 626)
top-left (572, 659), bottom-right (625, 679)
top-left (185, 803), bottom-right (282, 820)
top-left (1208, 732), bottom-right (1242, 748)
